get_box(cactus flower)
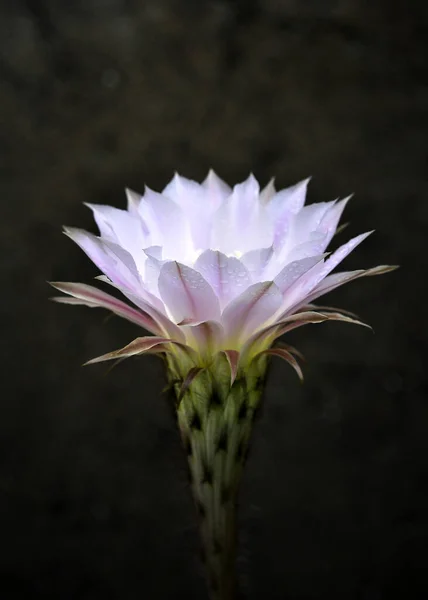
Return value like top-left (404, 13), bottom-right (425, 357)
top-left (50, 172), bottom-right (396, 600)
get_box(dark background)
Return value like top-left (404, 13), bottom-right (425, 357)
top-left (1, 1), bottom-right (427, 598)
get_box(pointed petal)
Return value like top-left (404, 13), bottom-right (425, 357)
top-left (279, 231), bottom-right (374, 316)
top-left (274, 255), bottom-right (326, 294)
top-left (260, 178), bottom-right (276, 204)
top-left (221, 349), bottom-right (240, 385)
top-left (49, 282), bottom-right (161, 333)
top-left (84, 203), bottom-right (148, 259)
top-left (256, 347), bottom-right (304, 382)
top-left (143, 254), bottom-right (165, 297)
top-left (95, 275), bottom-right (186, 342)
top-left (240, 247), bottom-right (273, 281)
top-left (313, 231), bottom-right (374, 282)
top-left (266, 177), bottom-right (310, 217)
top-left (276, 341), bottom-right (305, 362)
top-left (163, 174), bottom-right (216, 248)
top-left (211, 175), bottom-right (273, 254)
top-left (276, 310), bottom-right (371, 338)
top-left (317, 196), bottom-right (351, 247)
top-left (300, 303), bottom-right (361, 319)
top-left (222, 281), bottom-right (283, 345)
top-left (301, 264), bottom-right (399, 306)
top-left (143, 246), bottom-right (163, 260)
top-left (158, 261), bottom-right (221, 323)
top-left (194, 250), bottom-right (252, 308)
top-left (84, 336), bottom-right (195, 365)
top-left (177, 366), bottom-right (206, 401)
top-left (242, 309), bottom-right (370, 360)
top-left (284, 235), bottom-right (329, 263)
top-left (291, 200), bottom-right (335, 240)
top-left (63, 227), bottom-right (142, 292)
top-left (334, 222), bottom-right (350, 236)
top-left (181, 320), bottom-right (224, 356)
top-left (139, 187), bottom-right (192, 258)
top-left (266, 178), bottom-right (311, 256)
top-left (202, 169), bottom-right (231, 208)
top-left (125, 187), bottom-right (141, 212)
top-left (162, 172), bottom-right (201, 205)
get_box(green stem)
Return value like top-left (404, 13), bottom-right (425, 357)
top-left (166, 352), bottom-right (268, 600)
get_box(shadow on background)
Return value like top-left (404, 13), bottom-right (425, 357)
top-left (1, 1), bottom-right (427, 598)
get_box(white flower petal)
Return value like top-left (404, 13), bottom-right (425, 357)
top-left (274, 255), bottom-right (326, 294)
top-left (64, 227), bottom-right (142, 293)
top-left (139, 187), bottom-right (192, 259)
top-left (222, 281), bottom-right (283, 346)
top-left (84, 203), bottom-right (148, 271)
top-left (279, 231), bottom-right (373, 316)
top-left (240, 247), bottom-right (274, 281)
top-left (194, 250), bottom-right (252, 308)
top-left (158, 261), bottom-right (221, 323)
top-left (164, 173), bottom-right (216, 249)
top-left (50, 281), bottom-right (160, 334)
top-left (317, 197), bottom-right (351, 248)
top-left (266, 177), bottom-right (310, 219)
top-left (202, 169), bottom-right (232, 208)
top-left (260, 178), bottom-right (276, 204)
top-left (211, 174), bottom-right (273, 254)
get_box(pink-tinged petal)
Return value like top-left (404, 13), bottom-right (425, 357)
top-left (84, 203), bottom-right (148, 261)
top-left (241, 310), bottom-right (331, 360)
top-left (299, 303), bottom-right (360, 319)
top-left (222, 281), bottom-right (283, 345)
top-left (276, 341), bottom-right (306, 362)
top-left (279, 231), bottom-right (373, 316)
top-left (158, 261), bottom-right (221, 323)
top-left (95, 275), bottom-right (186, 343)
top-left (63, 227), bottom-right (142, 292)
top-left (255, 347), bottom-right (304, 382)
top-left (194, 250), bottom-right (252, 308)
top-left (84, 336), bottom-right (197, 365)
top-left (297, 264), bottom-right (399, 307)
top-left (240, 247), bottom-right (273, 281)
top-left (314, 231), bottom-right (374, 282)
top-left (275, 310), bottom-right (371, 338)
top-left (242, 309), bottom-right (370, 364)
top-left (177, 366), bottom-right (206, 401)
top-left (49, 281), bottom-right (161, 334)
top-left (221, 349), bottom-right (240, 385)
top-left (95, 274), bottom-right (165, 315)
top-left (274, 255), bottom-right (326, 294)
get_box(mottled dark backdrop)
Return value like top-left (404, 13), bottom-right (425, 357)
top-left (1, 0), bottom-right (427, 598)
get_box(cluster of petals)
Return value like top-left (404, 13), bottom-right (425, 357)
top-left (51, 171), bottom-right (394, 374)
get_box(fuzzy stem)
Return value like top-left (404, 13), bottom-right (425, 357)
top-left (166, 351), bottom-right (268, 600)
